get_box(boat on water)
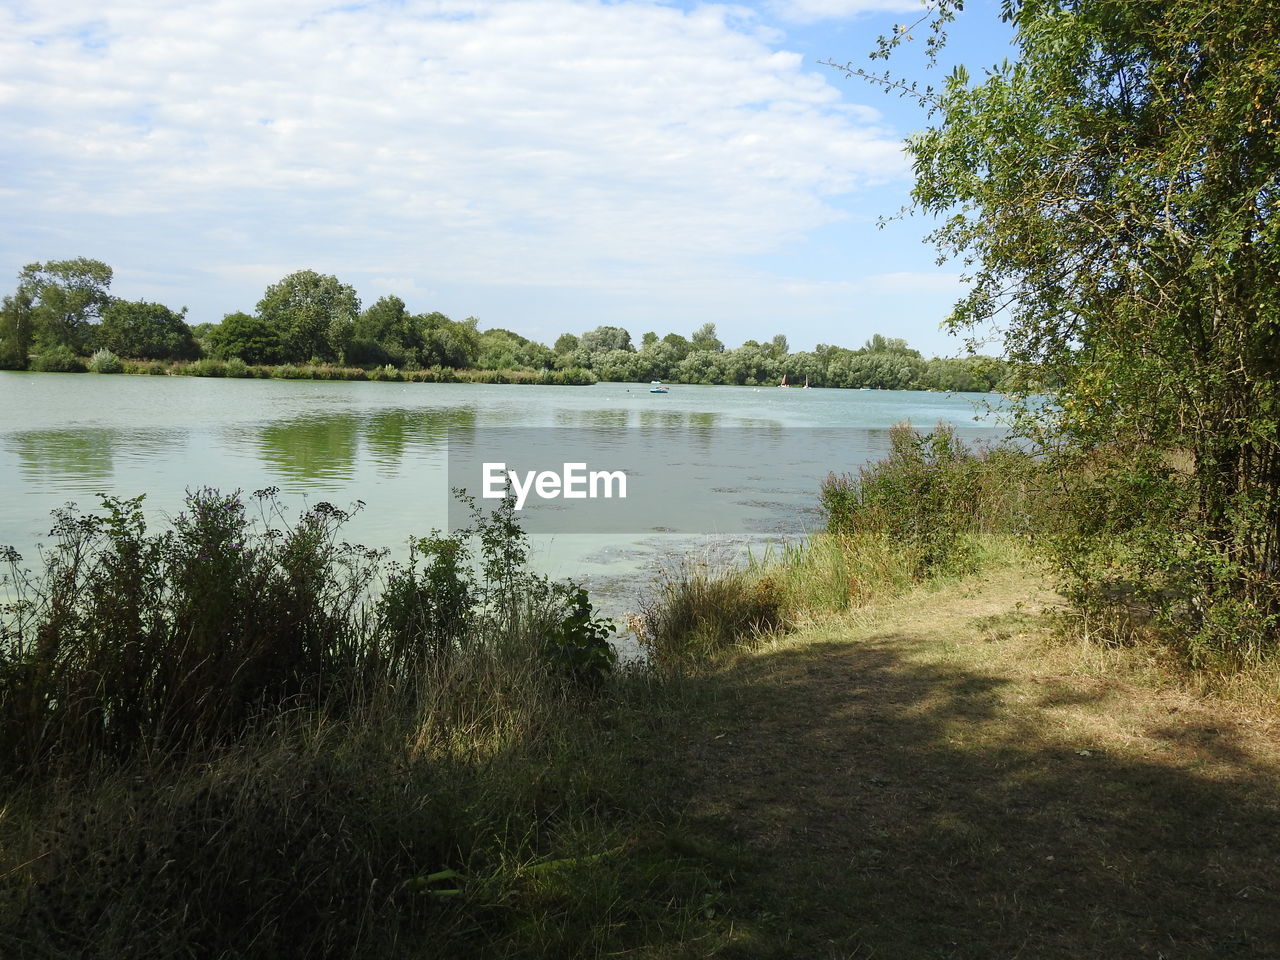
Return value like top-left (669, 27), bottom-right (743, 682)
top-left (779, 374), bottom-right (790, 388)
top-left (649, 381), bottom-right (669, 394)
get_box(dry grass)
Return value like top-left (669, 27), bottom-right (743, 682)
top-left (663, 548), bottom-right (1280, 958)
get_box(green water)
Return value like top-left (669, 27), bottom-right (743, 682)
top-left (0, 372), bottom-right (1005, 611)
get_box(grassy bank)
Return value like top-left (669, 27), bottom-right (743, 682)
top-left (661, 554), bottom-right (1280, 957)
top-left (0, 491), bottom-right (713, 957)
top-left (21, 351), bottom-right (599, 385)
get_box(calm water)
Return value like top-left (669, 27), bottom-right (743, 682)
top-left (0, 372), bottom-right (1005, 612)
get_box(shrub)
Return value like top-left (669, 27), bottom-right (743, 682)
top-left (0, 489), bottom-right (616, 773)
top-left (122, 358), bottom-right (170, 375)
top-left (1040, 446), bottom-right (1280, 668)
top-left (223, 356), bottom-right (251, 378)
top-left (186, 358), bottom-right (227, 377)
top-left (29, 345), bottom-right (86, 373)
top-left (88, 348), bottom-right (123, 374)
top-left (634, 562), bottom-right (784, 667)
top-left (820, 423), bottom-right (1035, 579)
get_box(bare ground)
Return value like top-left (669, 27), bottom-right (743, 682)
top-left (667, 563), bottom-right (1280, 959)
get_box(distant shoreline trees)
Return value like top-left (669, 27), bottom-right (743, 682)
top-left (0, 262), bottom-right (1013, 391)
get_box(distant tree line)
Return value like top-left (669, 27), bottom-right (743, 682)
top-left (558, 326), bottom-right (1012, 391)
top-left (0, 260), bottom-right (1011, 391)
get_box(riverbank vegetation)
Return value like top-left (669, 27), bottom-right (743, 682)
top-left (0, 260), bottom-right (1011, 390)
top-left (0, 490), bottom-right (726, 957)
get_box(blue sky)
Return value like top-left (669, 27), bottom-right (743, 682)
top-left (0, 0), bottom-right (1015, 356)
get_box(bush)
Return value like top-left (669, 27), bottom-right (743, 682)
top-left (223, 356), bottom-right (251, 378)
top-left (820, 423), bottom-right (1035, 579)
top-left (0, 489), bottom-right (616, 773)
top-left (29, 345), bottom-right (86, 373)
top-left (185, 358), bottom-right (227, 377)
top-left (122, 358), bottom-right (171, 375)
top-left (634, 562), bottom-right (784, 667)
top-left (88, 348), bottom-right (123, 374)
top-left (1039, 446), bottom-right (1280, 668)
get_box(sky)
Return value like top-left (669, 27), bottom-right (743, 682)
top-left (0, 0), bottom-right (1015, 357)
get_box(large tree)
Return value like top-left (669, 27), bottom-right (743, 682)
top-left (0, 287), bottom-right (36, 368)
top-left (256, 270), bottom-right (360, 363)
top-left (18, 258), bottom-right (114, 354)
top-left (888, 0), bottom-right (1280, 656)
top-left (208, 312), bottom-right (286, 365)
top-left (578, 325), bottom-right (632, 356)
top-left (99, 300), bottom-right (200, 360)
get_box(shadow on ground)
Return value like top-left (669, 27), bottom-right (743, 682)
top-left (672, 631), bottom-right (1280, 959)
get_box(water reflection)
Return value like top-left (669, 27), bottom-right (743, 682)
top-left (256, 417), bottom-right (361, 488)
top-left (555, 409), bottom-right (630, 430)
top-left (249, 407), bottom-right (477, 488)
top-left (636, 409), bottom-right (721, 432)
top-left (365, 407), bottom-right (476, 469)
top-left (9, 429), bottom-right (117, 486)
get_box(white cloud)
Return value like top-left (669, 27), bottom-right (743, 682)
top-left (0, 0), bottom-right (908, 303)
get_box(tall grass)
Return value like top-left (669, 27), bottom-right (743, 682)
top-left (0, 489), bottom-right (616, 772)
top-left (820, 423), bottom-right (1036, 579)
top-left (0, 490), bottom-right (737, 957)
top-left (633, 425), bottom-right (1039, 667)
top-left (633, 562), bottom-right (785, 667)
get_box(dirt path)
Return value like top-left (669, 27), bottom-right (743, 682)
top-left (673, 564), bottom-right (1280, 959)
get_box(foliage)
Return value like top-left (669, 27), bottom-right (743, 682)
top-left (17, 258), bottom-right (113, 354)
top-left (186, 357), bottom-right (228, 377)
top-left (689, 322), bottom-right (724, 353)
top-left (256, 269), bottom-right (360, 364)
top-left (0, 288), bottom-right (36, 369)
top-left (207, 311), bottom-right (286, 365)
top-left (88, 348), bottom-right (123, 374)
top-left (635, 563), bottom-right (784, 667)
top-left (578, 325), bottom-right (633, 356)
top-left (2, 256), bottom-right (1017, 391)
top-left (476, 327), bottom-right (555, 371)
top-left (0, 488), bottom-right (619, 774)
top-left (821, 424), bottom-right (1036, 578)
top-left (98, 300), bottom-right (199, 360)
top-left (28, 345), bottom-right (86, 373)
top-left (892, 0), bottom-right (1280, 661)
top-left (540, 586), bottom-right (617, 687)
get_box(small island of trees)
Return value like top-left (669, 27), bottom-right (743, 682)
top-left (0, 259), bottom-right (1012, 391)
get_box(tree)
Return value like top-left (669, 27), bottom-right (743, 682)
top-left (419, 314), bottom-right (480, 369)
top-left (0, 287), bottom-right (36, 369)
top-left (350, 295), bottom-right (416, 366)
top-left (99, 300), bottom-right (200, 360)
top-left (553, 333), bottom-right (580, 354)
top-left (19, 258), bottom-right (113, 354)
top-left (256, 270), bottom-right (360, 363)
top-left (690, 322), bottom-right (724, 353)
top-left (861, 334), bottom-right (918, 357)
top-left (208, 312), bottom-right (286, 365)
top-left (895, 0), bottom-right (1280, 655)
top-left (578, 325), bottom-right (632, 355)
top-left (660, 332), bottom-right (692, 362)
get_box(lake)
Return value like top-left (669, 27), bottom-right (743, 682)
top-left (0, 372), bottom-right (1006, 614)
